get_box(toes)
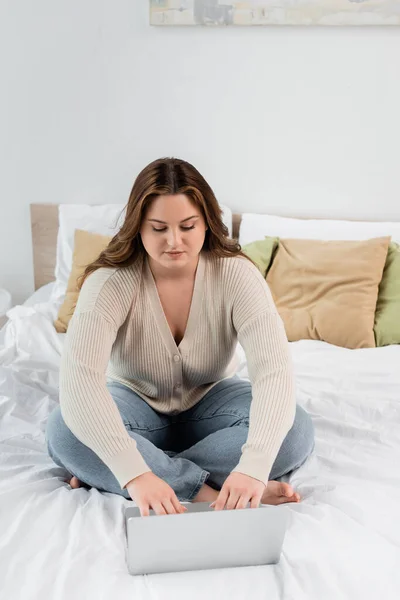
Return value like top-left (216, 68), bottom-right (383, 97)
top-left (279, 483), bottom-right (294, 497)
top-left (279, 483), bottom-right (301, 501)
top-left (282, 495), bottom-right (298, 504)
top-left (277, 496), bottom-right (293, 505)
top-left (279, 483), bottom-right (301, 502)
top-left (287, 492), bottom-right (300, 502)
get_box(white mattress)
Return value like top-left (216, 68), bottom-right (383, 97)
top-left (1, 282), bottom-right (399, 599)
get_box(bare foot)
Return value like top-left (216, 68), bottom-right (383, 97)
top-left (192, 482), bottom-right (219, 503)
top-left (68, 475), bottom-right (82, 488)
top-left (261, 480), bottom-right (300, 505)
top-left (66, 474), bottom-right (91, 490)
top-left (193, 481), bottom-right (300, 506)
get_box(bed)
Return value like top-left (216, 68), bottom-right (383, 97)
top-left (0, 204), bottom-right (399, 599)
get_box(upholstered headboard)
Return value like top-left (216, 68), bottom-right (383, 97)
top-left (29, 204), bottom-right (243, 291)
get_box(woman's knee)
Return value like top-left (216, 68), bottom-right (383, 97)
top-left (45, 405), bottom-right (78, 463)
top-left (269, 405), bottom-right (315, 479)
top-left (274, 404), bottom-right (314, 473)
top-left (284, 404), bottom-right (315, 469)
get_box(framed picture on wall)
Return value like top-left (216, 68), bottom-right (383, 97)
top-left (150, 0), bottom-right (400, 26)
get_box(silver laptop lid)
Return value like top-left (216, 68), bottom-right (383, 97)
top-left (125, 501), bottom-right (289, 576)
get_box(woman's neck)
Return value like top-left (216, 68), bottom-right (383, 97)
top-left (147, 253), bottom-right (200, 284)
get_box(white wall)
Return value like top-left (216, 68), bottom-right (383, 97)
top-left (1, 1), bottom-right (400, 304)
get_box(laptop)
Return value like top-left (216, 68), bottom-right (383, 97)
top-left (124, 501), bottom-right (290, 576)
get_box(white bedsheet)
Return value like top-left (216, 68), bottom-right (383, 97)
top-left (0, 284), bottom-right (399, 599)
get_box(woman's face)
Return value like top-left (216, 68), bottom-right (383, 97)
top-left (139, 194), bottom-right (208, 272)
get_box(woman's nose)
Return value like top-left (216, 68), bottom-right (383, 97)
top-left (167, 229), bottom-right (183, 246)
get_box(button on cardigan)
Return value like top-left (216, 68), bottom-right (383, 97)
top-left (59, 250), bottom-right (296, 490)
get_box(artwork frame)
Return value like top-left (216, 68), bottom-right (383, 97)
top-left (150, 0), bottom-right (400, 26)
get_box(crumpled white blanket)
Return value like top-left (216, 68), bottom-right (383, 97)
top-left (0, 291), bottom-right (399, 600)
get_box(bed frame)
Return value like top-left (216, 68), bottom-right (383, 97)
top-left (29, 204), bottom-right (243, 291)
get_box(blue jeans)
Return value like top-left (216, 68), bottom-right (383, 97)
top-left (46, 375), bottom-right (315, 502)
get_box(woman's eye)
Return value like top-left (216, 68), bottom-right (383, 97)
top-left (152, 226), bottom-right (195, 233)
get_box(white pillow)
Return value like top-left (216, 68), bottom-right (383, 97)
top-left (239, 213), bottom-right (400, 246)
top-left (51, 205), bottom-right (126, 302)
top-left (51, 203), bottom-right (233, 302)
top-left (221, 203), bottom-right (232, 237)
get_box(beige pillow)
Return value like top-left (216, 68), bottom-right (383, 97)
top-left (266, 236), bottom-right (391, 349)
top-left (54, 229), bottom-right (113, 333)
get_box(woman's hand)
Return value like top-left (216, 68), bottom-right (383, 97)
top-left (210, 472), bottom-right (266, 511)
top-left (126, 472), bottom-right (188, 517)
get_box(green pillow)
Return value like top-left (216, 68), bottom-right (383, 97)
top-left (242, 236), bottom-right (280, 278)
top-left (374, 241), bottom-right (400, 346)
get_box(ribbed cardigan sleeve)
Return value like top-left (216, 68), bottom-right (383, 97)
top-left (229, 258), bottom-right (296, 485)
top-left (59, 267), bottom-right (152, 490)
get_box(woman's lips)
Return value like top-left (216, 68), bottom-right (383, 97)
top-left (166, 251), bottom-right (184, 258)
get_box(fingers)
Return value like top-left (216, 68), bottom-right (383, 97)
top-left (213, 486), bottom-right (229, 511)
top-left (140, 497), bottom-right (187, 517)
top-left (152, 502), bottom-right (167, 516)
top-left (235, 494), bottom-right (253, 510)
top-left (211, 492), bottom-right (261, 511)
top-left (163, 497), bottom-right (188, 515)
top-left (161, 498), bottom-right (178, 515)
top-left (140, 502), bottom-right (166, 517)
top-left (140, 504), bottom-right (150, 517)
top-left (226, 490), bottom-right (241, 511)
top-left (171, 496), bottom-right (188, 514)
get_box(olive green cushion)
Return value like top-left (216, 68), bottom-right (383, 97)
top-left (242, 236), bottom-right (280, 277)
top-left (374, 241), bottom-right (400, 346)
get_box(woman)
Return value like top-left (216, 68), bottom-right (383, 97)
top-left (46, 157), bottom-right (315, 517)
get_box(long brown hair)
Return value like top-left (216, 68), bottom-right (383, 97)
top-left (77, 157), bottom-right (257, 290)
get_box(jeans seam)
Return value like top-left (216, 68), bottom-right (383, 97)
top-left (194, 381), bottom-right (250, 404)
top-left (123, 422), bottom-right (174, 432)
top-left (178, 411), bottom-right (249, 424)
top-left (124, 412), bottom-right (249, 430)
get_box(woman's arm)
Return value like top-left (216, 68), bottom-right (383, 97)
top-left (59, 268), bottom-right (152, 490)
top-left (229, 258), bottom-right (296, 485)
